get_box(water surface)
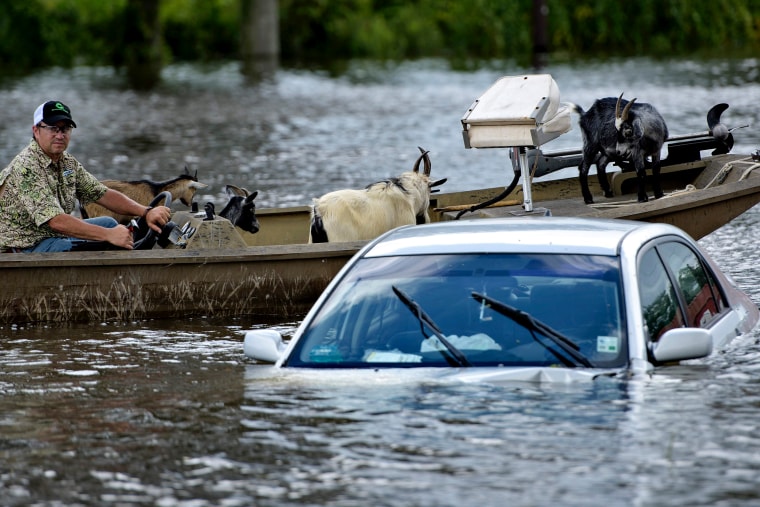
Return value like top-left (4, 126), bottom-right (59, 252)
top-left (1, 58), bottom-right (760, 506)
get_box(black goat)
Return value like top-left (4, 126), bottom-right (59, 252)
top-left (218, 185), bottom-right (260, 234)
top-left (570, 93), bottom-right (669, 204)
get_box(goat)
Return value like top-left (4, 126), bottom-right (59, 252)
top-left (309, 147), bottom-right (446, 243)
top-left (569, 93), bottom-right (669, 204)
top-left (217, 185), bottom-right (260, 234)
top-left (81, 166), bottom-right (207, 223)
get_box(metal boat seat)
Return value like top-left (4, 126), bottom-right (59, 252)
top-left (461, 74), bottom-right (572, 149)
top-left (459, 73), bottom-right (573, 215)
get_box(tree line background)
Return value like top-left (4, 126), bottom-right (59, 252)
top-left (2, 0), bottom-right (759, 75)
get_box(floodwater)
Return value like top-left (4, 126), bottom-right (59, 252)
top-left (2, 57), bottom-right (760, 506)
top-left (2, 57), bottom-right (759, 207)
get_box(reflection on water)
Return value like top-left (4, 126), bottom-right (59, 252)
top-left (239, 370), bottom-right (632, 506)
top-left (2, 58), bottom-right (760, 505)
top-left (1, 57), bottom-right (759, 210)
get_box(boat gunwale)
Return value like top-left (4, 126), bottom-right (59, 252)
top-left (588, 176), bottom-right (760, 219)
top-left (0, 241), bottom-right (368, 269)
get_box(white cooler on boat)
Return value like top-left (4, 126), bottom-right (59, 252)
top-left (461, 74), bottom-right (571, 149)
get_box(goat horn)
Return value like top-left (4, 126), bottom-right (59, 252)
top-left (413, 146), bottom-right (432, 175)
top-left (621, 97), bottom-right (636, 121)
top-left (183, 165), bottom-right (199, 180)
top-left (615, 93), bottom-right (624, 119)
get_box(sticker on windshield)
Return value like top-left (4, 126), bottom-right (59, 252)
top-left (364, 350), bottom-right (422, 363)
top-left (596, 335), bottom-right (620, 354)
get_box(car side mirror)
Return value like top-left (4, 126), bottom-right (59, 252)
top-left (650, 328), bottom-right (713, 363)
top-left (244, 329), bottom-right (287, 363)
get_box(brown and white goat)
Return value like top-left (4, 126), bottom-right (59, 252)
top-left (569, 93), bottom-right (669, 204)
top-left (309, 147), bottom-right (446, 243)
top-left (81, 167), bottom-right (207, 223)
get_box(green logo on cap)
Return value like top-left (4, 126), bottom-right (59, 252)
top-left (53, 102), bottom-right (69, 114)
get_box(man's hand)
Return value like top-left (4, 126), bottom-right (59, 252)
top-left (106, 224), bottom-right (135, 249)
top-left (145, 206), bottom-right (172, 233)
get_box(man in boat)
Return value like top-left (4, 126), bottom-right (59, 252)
top-left (0, 100), bottom-right (171, 253)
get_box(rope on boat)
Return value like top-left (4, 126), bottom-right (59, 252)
top-left (701, 158), bottom-right (760, 185)
top-left (588, 185), bottom-right (698, 209)
top-left (664, 184), bottom-right (698, 197)
top-left (739, 163), bottom-right (760, 181)
top-left (703, 162), bottom-right (734, 189)
top-left (708, 157), bottom-right (760, 184)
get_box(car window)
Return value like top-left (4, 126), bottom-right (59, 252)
top-left (638, 240), bottom-right (726, 342)
top-left (286, 253), bottom-right (627, 368)
top-left (638, 248), bottom-right (685, 341)
top-left (656, 241), bottom-right (725, 327)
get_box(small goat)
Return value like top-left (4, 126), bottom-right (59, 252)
top-left (309, 147), bottom-right (446, 243)
top-left (218, 185), bottom-right (260, 234)
top-left (569, 93), bottom-right (669, 204)
top-left (82, 166), bottom-right (207, 223)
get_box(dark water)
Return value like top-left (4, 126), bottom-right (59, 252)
top-left (2, 57), bottom-right (760, 506)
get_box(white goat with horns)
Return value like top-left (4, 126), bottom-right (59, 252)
top-left (309, 147), bottom-right (447, 243)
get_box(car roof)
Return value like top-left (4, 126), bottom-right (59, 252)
top-left (362, 216), bottom-right (680, 257)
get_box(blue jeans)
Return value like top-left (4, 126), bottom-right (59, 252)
top-left (25, 217), bottom-right (120, 253)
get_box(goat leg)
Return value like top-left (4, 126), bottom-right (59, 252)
top-left (634, 160), bottom-right (649, 202)
top-left (578, 163), bottom-right (595, 204)
top-left (650, 156), bottom-right (664, 199)
top-left (595, 155), bottom-right (614, 198)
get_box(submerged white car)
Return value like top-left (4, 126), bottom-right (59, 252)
top-left (244, 217), bottom-right (759, 382)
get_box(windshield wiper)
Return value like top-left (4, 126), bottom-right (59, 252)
top-left (392, 285), bottom-right (471, 367)
top-left (471, 292), bottom-right (592, 367)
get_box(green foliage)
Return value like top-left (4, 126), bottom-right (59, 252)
top-left (278, 0), bottom-right (534, 63)
top-left (0, 2), bottom-right (46, 73)
top-left (40, 0), bottom-right (127, 65)
top-left (161, 0), bottom-right (239, 61)
top-left (1, 0), bottom-right (759, 76)
top-left (550, 0), bottom-right (760, 57)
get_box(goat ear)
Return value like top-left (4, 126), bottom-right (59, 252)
top-left (190, 181), bottom-right (208, 189)
top-left (429, 177), bottom-right (447, 188)
top-left (245, 190), bottom-right (258, 203)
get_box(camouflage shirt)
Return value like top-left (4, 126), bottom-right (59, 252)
top-left (0, 140), bottom-right (107, 249)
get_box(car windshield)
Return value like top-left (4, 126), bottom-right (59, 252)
top-left (285, 253), bottom-right (627, 369)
